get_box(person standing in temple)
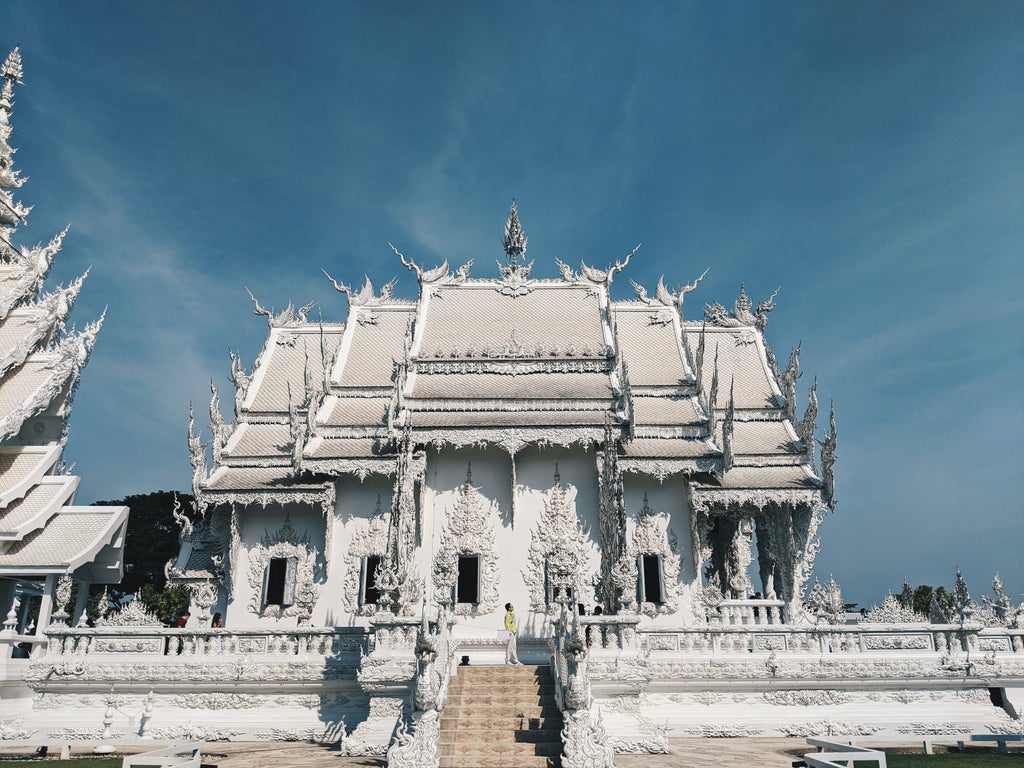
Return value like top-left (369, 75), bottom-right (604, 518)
top-left (504, 602), bottom-right (521, 665)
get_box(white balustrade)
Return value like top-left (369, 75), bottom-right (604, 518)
top-left (41, 626), bottom-right (370, 658)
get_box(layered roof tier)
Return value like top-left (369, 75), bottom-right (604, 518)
top-left (192, 205), bottom-right (835, 519)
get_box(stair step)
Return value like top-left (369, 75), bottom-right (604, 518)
top-left (439, 729), bottom-right (561, 745)
top-left (439, 746), bottom-right (563, 754)
top-left (439, 757), bottom-right (561, 768)
top-left (440, 664), bottom-right (562, 768)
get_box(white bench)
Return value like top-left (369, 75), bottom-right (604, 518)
top-left (805, 738), bottom-right (887, 768)
top-left (121, 741), bottom-right (204, 768)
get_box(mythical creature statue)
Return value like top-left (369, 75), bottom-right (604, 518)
top-left (245, 288), bottom-right (315, 327)
top-left (704, 284), bottom-right (780, 329)
top-left (323, 270), bottom-right (398, 306)
top-left (631, 268), bottom-right (709, 309)
top-left (392, 241), bottom-right (473, 284)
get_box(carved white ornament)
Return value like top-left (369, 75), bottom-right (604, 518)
top-left (524, 475), bottom-right (595, 612)
top-left (94, 597), bottom-right (162, 627)
top-left (342, 504), bottom-right (389, 616)
top-left (432, 471), bottom-right (500, 615)
top-left (246, 517), bottom-right (319, 619)
top-left (627, 497), bottom-right (682, 617)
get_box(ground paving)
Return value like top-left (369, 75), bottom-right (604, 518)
top-left (159, 738), bottom-right (806, 767)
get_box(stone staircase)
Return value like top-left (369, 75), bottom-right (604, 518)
top-left (439, 663), bottom-right (563, 768)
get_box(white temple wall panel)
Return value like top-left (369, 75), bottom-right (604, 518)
top-left (330, 474), bottom-right (393, 627)
top-left (622, 475), bottom-right (697, 628)
top-left (224, 502), bottom-right (326, 629)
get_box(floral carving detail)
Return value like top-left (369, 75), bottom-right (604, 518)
top-left (524, 471), bottom-right (595, 612)
top-left (627, 495), bottom-right (682, 617)
top-left (861, 594), bottom-right (927, 624)
top-left (94, 597), bottom-right (162, 627)
top-left (432, 468), bottom-right (500, 615)
top-left (342, 499), bottom-right (389, 616)
top-left (246, 517), bottom-right (319, 619)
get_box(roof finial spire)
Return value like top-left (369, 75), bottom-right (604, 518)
top-left (502, 200), bottom-right (528, 267)
top-left (1, 48), bottom-right (22, 111)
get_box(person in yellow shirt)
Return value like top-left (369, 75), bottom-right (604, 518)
top-left (504, 602), bottom-right (521, 665)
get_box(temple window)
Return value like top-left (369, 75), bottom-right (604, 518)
top-left (361, 555), bottom-right (382, 606)
top-left (456, 555), bottom-right (480, 604)
top-left (263, 556), bottom-right (297, 607)
top-left (640, 553), bottom-right (665, 604)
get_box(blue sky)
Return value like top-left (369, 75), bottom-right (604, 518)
top-left (4, 2), bottom-right (1022, 606)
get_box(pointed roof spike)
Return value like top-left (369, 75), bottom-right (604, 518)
top-left (0, 49), bottom-right (22, 116)
top-left (553, 462), bottom-right (560, 484)
top-left (1, 49), bottom-right (22, 84)
top-left (502, 200), bottom-right (527, 266)
top-left (465, 462), bottom-right (472, 485)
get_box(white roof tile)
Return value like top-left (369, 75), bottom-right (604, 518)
top-left (223, 423), bottom-right (292, 459)
top-left (631, 396), bottom-right (703, 427)
top-left (334, 310), bottom-right (413, 388)
top-left (417, 284), bottom-right (607, 359)
top-left (0, 358), bottom-right (56, 416)
top-left (0, 506), bottom-right (127, 572)
top-left (683, 326), bottom-right (781, 410)
top-left (0, 445), bottom-right (60, 505)
top-left (205, 466), bottom-right (327, 492)
top-left (306, 437), bottom-right (393, 460)
top-left (319, 396), bottom-right (390, 428)
top-left (0, 477), bottom-right (76, 538)
top-left (409, 408), bottom-right (611, 428)
top-left (246, 328), bottom-right (343, 413)
top-left (613, 307), bottom-right (689, 386)
top-left (621, 438), bottom-right (716, 459)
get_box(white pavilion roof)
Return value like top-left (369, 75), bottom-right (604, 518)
top-left (0, 444), bottom-right (60, 506)
top-left (0, 505), bottom-right (127, 581)
top-left (0, 475), bottom-right (77, 540)
top-left (192, 245), bottom-right (828, 509)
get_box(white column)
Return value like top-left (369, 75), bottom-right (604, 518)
top-left (36, 574), bottom-right (56, 631)
top-left (72, 580), bottom-right (90, 626)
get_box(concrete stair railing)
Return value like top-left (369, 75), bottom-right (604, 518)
top-left (439, 664), bottom-right (563, 768)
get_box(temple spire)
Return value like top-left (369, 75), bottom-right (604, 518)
top-left (502, 200), bottom-right (528, 267)
top-left (1, 48), bottom-right (29, 257)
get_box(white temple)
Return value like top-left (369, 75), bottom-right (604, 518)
top-left (0, 48), bottom-right (127, 717)
top-left (3, 48), bottom-right (1023, 765)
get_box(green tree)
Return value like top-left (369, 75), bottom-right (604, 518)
top-left (89, 491), bottom-right (196, 621)
top-left (912, 585), bottom-right (933, 617)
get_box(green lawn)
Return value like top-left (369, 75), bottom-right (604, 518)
top-left (885, 753), bottom-right (1024, 767)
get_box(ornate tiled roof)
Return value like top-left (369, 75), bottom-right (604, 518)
top-left (332, 309), bottom-right (412, 388)
top-left (683, 324), bottom-right (782, 410)
top-left (204, 466), bottom-right (326, 492)
top-left (317, 395), bottom-right (390, 428)
top-left (0, 476), bottom-right (76, 538)
top-left (612, 306), bottom-right (691, 387)
top-left (191, 206), bottom-right (833, 513)
top-left (416, 284), bottom-right (608, 360)
top-left (408, 371), bottom-right (613, 401)
top-left (0, 506), bottom-right (128, 574)
top-left (245, 326), bottom-right (343, 413)
top-left (221, 422), bottom-right (292, 461)
top-left (0, 444), bottom-right (59, 504)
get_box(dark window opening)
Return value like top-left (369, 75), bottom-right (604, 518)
top-left (456, 556), bottom-right (480, 604)
top-left (363, 555), bottom-right (382, 605)
top-left (641, 554), bottom-right (664, 603)
top-left (265, 557), bottom-right (289, 605)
